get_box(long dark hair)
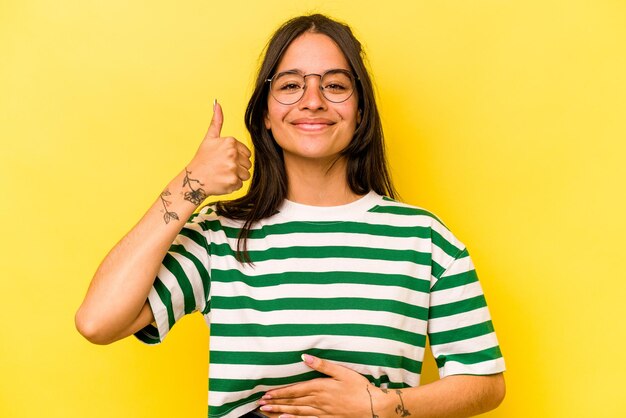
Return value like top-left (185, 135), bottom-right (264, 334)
top-left (216, 14), bottom-right (396, 261)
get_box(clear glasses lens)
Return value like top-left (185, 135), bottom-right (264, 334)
top-left (270, 70), bottom-right (355, 105)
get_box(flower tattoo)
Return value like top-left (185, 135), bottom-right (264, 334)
top-left (182, 168), bottom-right (207, 205)
top-left (366, 385), bottom-right (380, 418)
top-left (372, 388), bottom-right (411, 417)
top-left (394, 389), bottom-right (411, 417)
top-left (159, 189), bottom-right (179, 224)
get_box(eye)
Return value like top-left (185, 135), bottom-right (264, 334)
top-left (273, 72), bottom-right (305, 93)
top-left (279, 82), bottom-right (304, 91)
top-left (323, 82), bottom-right (348, 92)
top-left (322, 71), bottom-right (353, 93)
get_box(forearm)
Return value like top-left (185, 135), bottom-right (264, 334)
top-left (374, 374), bottom-right (505, 418)
top-left (75, 167), bottom-right (202, 344)
top-left (75, 103), bottom-right (251, 345)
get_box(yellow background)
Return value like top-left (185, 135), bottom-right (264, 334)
top-left (2, 1), bottom-right (625, 417)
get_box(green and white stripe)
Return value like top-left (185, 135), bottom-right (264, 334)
top-left (135, 191), bottom-right (505, 418)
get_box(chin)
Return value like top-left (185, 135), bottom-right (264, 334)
top-left (286, 149), bottom-right (347, 165)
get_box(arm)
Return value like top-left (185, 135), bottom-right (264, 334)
top-left (373, 373), bottom-right (505, 418)
top-left (75, 102), bottom-right (251, 345)
top-left (258, 354), bottom-right (505, 418)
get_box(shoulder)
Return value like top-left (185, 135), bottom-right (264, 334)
top-left (186, 203), bottom-right (245, 230)
top-left (367, 195), bottom-right (467, 255)
top-left (367, 194), bottom-right (448, 228)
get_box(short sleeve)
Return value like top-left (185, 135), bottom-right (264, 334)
top-left (427, 247), bottom-right (505, 378)
top-left (134, 208), bottom-right (213, 345)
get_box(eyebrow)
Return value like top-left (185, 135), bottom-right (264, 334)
top-left (275, 68), bottom-right (352, 75)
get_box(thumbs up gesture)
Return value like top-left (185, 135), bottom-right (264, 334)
top-left (186, 101), bottom-right (252, 201)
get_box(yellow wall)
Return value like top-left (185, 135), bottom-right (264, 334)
top-left (2, 1), bottom-right (625, 417)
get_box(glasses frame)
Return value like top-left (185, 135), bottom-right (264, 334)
top-left (266, 68), bottom-right (358, 105)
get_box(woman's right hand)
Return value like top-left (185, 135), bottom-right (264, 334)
top-left (75, 101), bottom-right (251, 345)
top-left (186, 101), bottom-right (252, 198)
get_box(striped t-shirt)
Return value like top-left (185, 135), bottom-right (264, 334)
top-left (135, 191), bottom-right (505, 417)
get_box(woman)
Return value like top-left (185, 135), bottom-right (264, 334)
top-left (76, 14), bottom-right (505, 418)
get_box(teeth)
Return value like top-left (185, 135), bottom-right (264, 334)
top-left (295, 123), bottom-right (328, 130)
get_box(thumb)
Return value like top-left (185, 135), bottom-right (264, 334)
top-left (206, 99), bottom-right (223, 139)
top-left (301, 354), bottom-right (355, 381)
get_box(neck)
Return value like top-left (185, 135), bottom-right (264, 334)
top-left (284, 156), bottom-right (361, 206)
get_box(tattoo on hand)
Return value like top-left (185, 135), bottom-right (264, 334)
top-left (159, 189), bottom-right (179, 224)
top-left (182, 168), bottom-right (207, 205)
top-left (366, 385), bottom-right (379, 418)
top-left (394, 389), bottom-right (411, 417)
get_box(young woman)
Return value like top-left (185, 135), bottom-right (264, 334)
top-left (76, 14), bottom-right (505, 418)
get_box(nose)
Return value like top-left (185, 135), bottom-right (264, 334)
top-left (299, 74), bottom-right (326, 110)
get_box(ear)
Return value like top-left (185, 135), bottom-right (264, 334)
top-left (264, 111), bottom-right (271, 130)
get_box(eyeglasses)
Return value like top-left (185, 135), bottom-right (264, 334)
top-left (266, 69), bottom-right (357, 105)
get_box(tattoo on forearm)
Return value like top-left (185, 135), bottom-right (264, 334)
top-left (159, 189), bottom-right (179, 224)
top-left (182, 168), bottom-right (207, 205)
top-left (375, 388), bottom-right (411, 417)
top-left (365, 385), bottom-right (380, 418)
top-left (394, 389), bottom-right (411, 417)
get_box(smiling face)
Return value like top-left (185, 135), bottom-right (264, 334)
top-left (264, 32), bottom-right (360, 169)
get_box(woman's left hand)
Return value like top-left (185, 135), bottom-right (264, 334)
top-left (258, 354), bottom-right (385, 418)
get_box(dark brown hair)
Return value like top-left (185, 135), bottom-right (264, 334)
top-left (216, 14), bottom-right (396, 261)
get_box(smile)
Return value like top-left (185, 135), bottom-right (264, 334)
top-left (291, 119), bottom-right (335, 132)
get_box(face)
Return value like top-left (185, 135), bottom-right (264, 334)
top-left (264, 32), bottom-right (360, 167)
